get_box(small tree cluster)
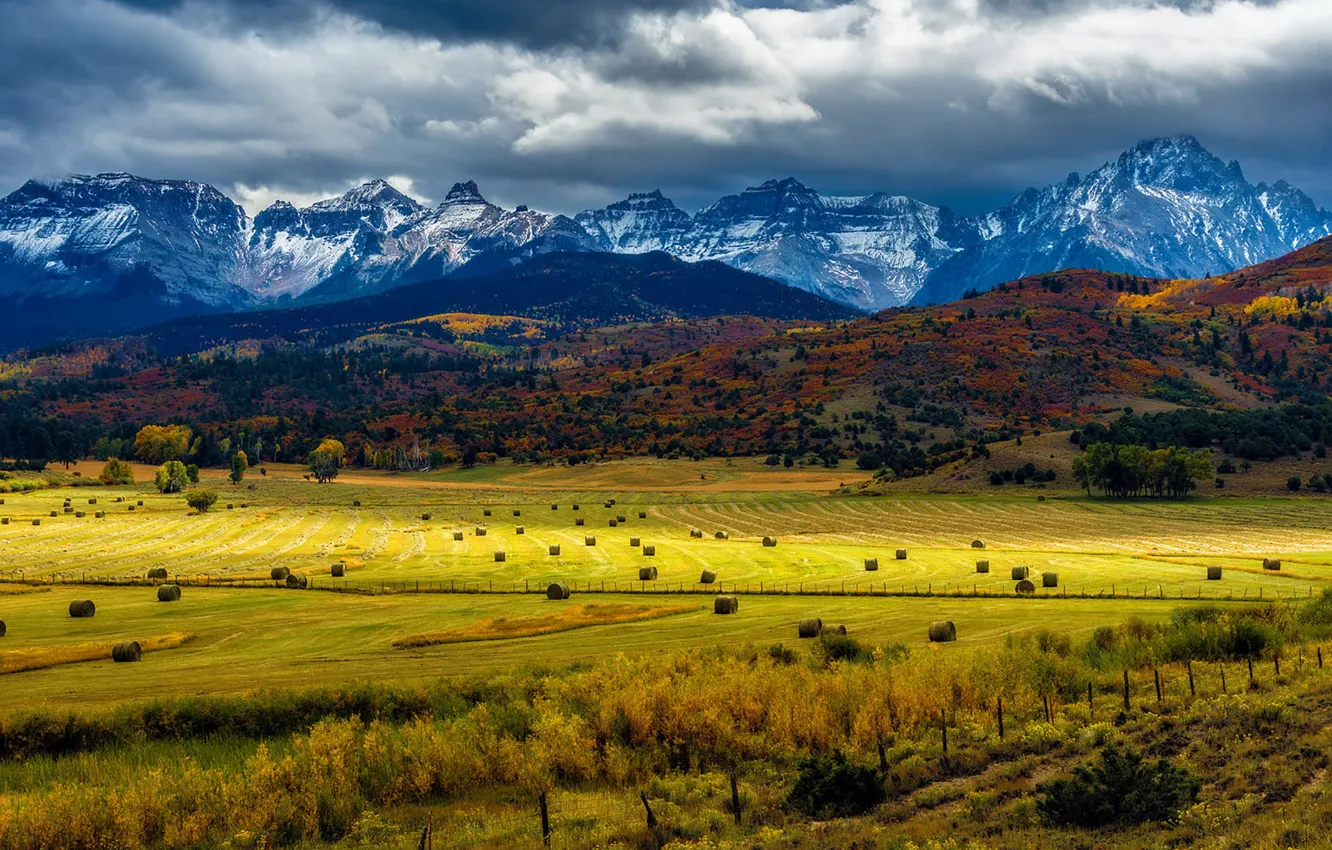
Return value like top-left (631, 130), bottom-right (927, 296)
top-left (1072, 443), bottom-right (1211, 498)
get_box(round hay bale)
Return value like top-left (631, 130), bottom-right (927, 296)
top-left (69, 600), bottom-right (95, 618)
top-left (638, 511), bottom-right (647, 519)
top-left (715, 531), bottom-right (729, 540)
top-left (690, 528), bottom-right (703, 538)
top-left (0, 621), bottom-right (5, 638)
top-left (0, 517), bottom-right (7, 525)
top-left (864, 558), bottom-right (879, 571)
top-left (95, 511), bottom-right (104, 518)
top-left (513, 509), bottom-right (521, 517)
top-left (352, 500), bottom-right (361, 507)
top-left (643, 545), bottom-right (656, 557)
top-left (111, 641), bottom-right (142, 663)
top-left (630, 536), bottom-right (641, 547)
top-left (551, 504), bottom-right (558, 510)
top-left (332, 562), bottom-right (347, 577)
top-left (240, 503), bottom-right (248, 508)
top-left (762, 536), bottom-right (777, 547)
top-left (585, 536), bottom-right (597, 546)
top-left (516, 526), bottom-right (525, 535)
top-left (1042, 572), bottom-right (1059, 588)
top-left (928, 621), bottom-right (957, 642)
top-left (714, 595), bottom-right (739, 615)
top-left (75, 511), bottom-right (86, 518)
top-left (603, 501), bottom-right (613, 508)
top-left (797, 618), bottom-right (823, 638)
top-left (575, 518), bottom-right (585, 527)
top-left (63, 498), bottom-right (71, 506)
top-left (1010, 566), bottom-right (1030, 580)
top-left (88, 498), bottom-right (97, 505)
top-left (1037, 495), bottom-right (1046, 502)
top-left (572, 504), bottom-right (580, 511)
top-left (1015, 579), bottom-right (1036, 594)
top-left (1263, 558), bottom-right (1282, 571)
top-left (421, 513), bottom-right (432, 521)
top-left (157, 584), bottom-right (181, 602)
top-left (549, 544), bottom-right (561, 556)
top-left (1206, 566), bottom-right (1222, 580)
top-left (976, 560), bottom-right (990, 574)
top-left (829, 624), bottom-right (848, 635)
top-left (32, 519), bottom-right (40, 526)
top-left (895, 549), bottom-right (907, 560)
top-left (227, 504), bottom-right (234, 510)
top-left (483, 509), bottom-right (492, 517)
top-left (285, 574), bottom-right (308, 589)
top-left (63, 507), bottom-right (72, 514)
top-left (971, 539), bottom-right (985, 549)
top-left (494, 551), bottom-right (507, 562)
top-left (639, 566), bottom-right (658, 581)
top-left (608, 519), bottom-right (618, 527)
top-left (616, 514), bottom-right (626, 523)
top-left (453, 531), bottom-right (464, 541)
top-left (700, 569), bottom-right (717, 584)
top-left (50, 511), bottom-right (58, 517)
top-left (137, 500), bottom-right (143, 506)
top-left (128, 505), bottom-right (136, 512)
top-left (147, 567), bottom-right (169, 580)
top-left (546, 582), bottom-right (571, 600)
top-left (270, 566), bottom-right (290, 581)
top-left (476, 527), bottom-right (487, 537)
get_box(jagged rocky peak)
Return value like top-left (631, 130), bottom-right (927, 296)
top-left (1113, 134), bottom-right (1245, 190)
top-left (442, 180), bottom-right (488, 206)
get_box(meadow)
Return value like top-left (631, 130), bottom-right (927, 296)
top-left (1, 458), bottom-right (1331, 848)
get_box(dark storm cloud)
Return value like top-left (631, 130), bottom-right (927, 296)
top-left (110, 0), bottom-right (719, 49)
top-left (0, 0), bottom-right (1328, 218)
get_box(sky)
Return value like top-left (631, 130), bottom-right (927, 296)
top-left (0, 0), bottom-right (1329, 217)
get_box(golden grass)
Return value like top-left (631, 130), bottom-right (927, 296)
top-left (0, 585), bottom-right (50, 596)
top-left (0, 631), bottom-right (194, 676)
top-left (393, 603), bottom-right (701, 648)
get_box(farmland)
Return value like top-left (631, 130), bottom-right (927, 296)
top-left (1, 459), bottom-right (1332, 848)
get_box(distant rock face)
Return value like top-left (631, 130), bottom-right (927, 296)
top-left (2, 135), bottom-right (1330, 347)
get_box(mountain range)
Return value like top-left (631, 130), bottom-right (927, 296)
top-left (1, 135), bottom-right (1329, 349)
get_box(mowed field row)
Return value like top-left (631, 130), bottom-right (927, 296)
top-left (0, 584), bottom-right (1190, 712)
top-left (2, 483), bottom-right (1330, 599)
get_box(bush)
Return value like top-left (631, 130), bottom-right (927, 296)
top-left (816, 633), bottom-right (872, 664)
top-left (98, 458), bottom-right (134, 486)
top-left (1288, 476), bottom-right (1302, 492)
top-left (185, 490), bottom-right (219, 513)
top-left (786, 753), bottom-right (886, 818)
top-left (1038, 743), bottom-right (1199, 827)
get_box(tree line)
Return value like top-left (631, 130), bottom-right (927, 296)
top-left (1072, 443), bottom-right (1212, 499)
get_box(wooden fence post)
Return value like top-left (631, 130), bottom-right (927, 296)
top-left (1154, 668), bottom-right (1162, 703)
top-left (940, 710), bottom-right (948, 757)
top-left (997, 697), bottom-right (1004, 740)
top-left (1087, 681), bottom-right (1093, 718)
top-left (1187, 661), bottom-right (1195, 697)
top-left (729, 769), bottom-right (742, 825)
top-left (539, 792), bottom-right (551, 848)
top-left (640, 791), bottom-right (658, 830)
top-left (1220, 663), bottom-right (1227, 694)
top-left (1122, 669), bottom-right (1130, 711)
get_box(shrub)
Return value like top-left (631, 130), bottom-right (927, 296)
top-left (766, 644), bottom-right (798, 665)
top-left (1287, 476), bottom-right (1302, 492)
top-left (98, 458), bottom-right (134, 486)
top-left (816, 633), bottom-right (872, 664)
top-left (185, 490), bottom-right (219, 513)
top-left (786, 753), bottom-right (886, 818)
top-left (1038, 743), bottom-right (1199, 827)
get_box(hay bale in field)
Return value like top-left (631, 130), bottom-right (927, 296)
top-left (630, 536), bottom-right (641, 547)
top-left (575, 518), bottom-right (586, 526)
top-left (270, 566), bottom-right (290, 581)
top-left (63, 498), bottom-right (71, 506)
top-left (128, 505), bottom-right (136, 512)
top-left (971, 540), bottom-right (985, 549)
top-left (240, 503), bottom-right (248, 509)
top-left (797, 618), bottom-right (823, 638)
top-left (864, 558), bottom-right (879, 571)
top-left (643, 545), bottom-right (656, 556)
top-left (453, 531), bottom-right (464, 541)
top-left (483, 509), bottom-right (492, 517)
top-left (513, 509), bottom-right (521, 517)
top-left (638, 511), bottom-right (647, 519)
top-left (617, 514), bottom-right (626, 523)
top-left (928, 621), bottom-right (957, 642)
top-left (609, 519), bottom-right (618, 527)
top-left (572, 504), bottom-right (580, 511)
top-left (1037, 495), bottom-right (1046, 502)
top-left (88, 498), bottom-right (97, 505)
top-left (0, 621), bottom-right (5, 638)
top-left (95, 511), bottom-right (104, 519)
top-left (585, 536), bottom-right (597, 546)
top-left (715, 531), bottom-right (729, 540)
top-left (227, 504), bottom-right (234, 510)
top-left (551, 504), bottom-right (558, 510)
top-left (700, 569), bottom-right (717, 584)
top-left (549, 544), bottom-right (561, 556)
top-left (69, 600), bottom-right (95, 618)
top-left (476, 527), bottom-right (488, 537)
top-left (603, 501), bottom-right (613, 508)
top-left (332, 562), bottom-right (347, 577)
top-left (50, 511), bottom-right (59, 517)
top-left (421, 513), bottom-right (432, 521)
top-left (1, 517), bottom-right (8, 525)
top-left (137, 500), bottom-right (143, 506)
top-left (639, 566), bottom-right (658, 581)
top-left (547, 582), bottom-right (571, 600)
top-left (75, 511), bottom-right (85, 518)
top-left (762, 536), bottom-right (777, 548)
top-left (32, 519), bottom-right (40, 526)
top-left (1207, 566), bottom-right (1222, 580)
top-left (1042, 572), bottom-right (1059, 588)
top-left (1010, 566), bottom-right (1030, 580)
top-left (353, 500), bottom-right (361, 507)
top-left (516, 526), bottom-right (525, 535)
top-left (63, 507), bottom-right (72, 514)
top-left (690, 529), bottom-right (703, 538)
top-left (147, 567), bottom-right (169, 580)
top-left (285, 574), bottom-right (308, 589)
top-left (714, 595), bottom-right (739, 615)
top-left (1015, 579), bottom-right (1036, 594)
top-left (494, 551), bottom-right (507, 562)
top-left (976, 560), bottom-right (990, 574)
top-left (157, 584), bottom-right (181, 602)
top-left (111, 641), bottom-right (142, 663)
top-left (1263, 558), bottom-right (1281, 571)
